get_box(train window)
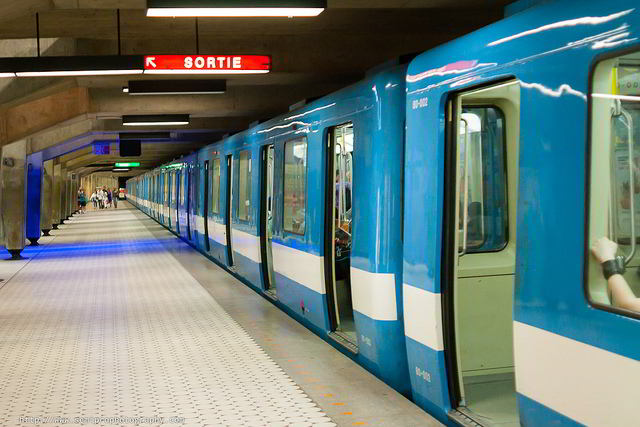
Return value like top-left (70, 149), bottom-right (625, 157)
top-left (180, 170), bottom-right (185, 205)
top-left (164, 172), bottom-right (169, 206)
top-left (171, 171), bottom-right (176, 204)
top-left (588, 50), bottom-right (640, 314)
top-left (211, 158), bottom-right (220, 214)
top-left (237, 150), bottom-right (252, 221)
top-left (283, 137), bottom-right (307, 235)
top-left (458, 106), bottom-right (508, 253)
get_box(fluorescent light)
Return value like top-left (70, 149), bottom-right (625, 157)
top-left (113, 168), bottom-right (130, 172)
top-left (123, 121), bottom-right (189, 126)
top-left (592, 93), bottom-right (640, 101)
top-left (122, 114), bottom-right (190, 126)
top-left (147, 7), bottom-right (324, 17)
top-left (144, 69), bottom-right (268, 75)
top-left (16, 70), bottom-right (143, 77)
top-left (126, 79), bottom-right (226, 95)
top-left (0, 55), bottom-right (145, 78)
top-left (122, 87), bottom-right (129, 93)
top-left (0, 73), bottom-right (15, 78)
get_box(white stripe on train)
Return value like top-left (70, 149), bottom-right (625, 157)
top-left (514, 321), bottom-right (640, 426)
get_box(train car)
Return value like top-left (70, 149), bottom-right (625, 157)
top-left (127, 64), bottom-right (411, 396)
top-left (404, 0), bottom-right (640, 425)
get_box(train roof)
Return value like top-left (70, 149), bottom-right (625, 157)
top-left (407, 0), bottom-right (640, 93)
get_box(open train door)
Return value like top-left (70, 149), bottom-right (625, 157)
top-left (225, 154), bottom-right (234, 266)
top-left (444, 80), bottom-right (521, 426)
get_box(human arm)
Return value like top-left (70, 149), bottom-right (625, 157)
top-left (590, 237), bottom-right (640, 312)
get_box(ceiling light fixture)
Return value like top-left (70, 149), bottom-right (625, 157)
top-left (125, 79), bottom-right (226, 95)
top-left (122, 114), bottom-right (190, 126)
top-left (0, 56), bottom-right (144, 78)
top-left (113, 168), bottom-right (131, 172)
top-left (146, 0), bottom-right (326, 17)
top-left (17, 70), bottom-right (143, 77)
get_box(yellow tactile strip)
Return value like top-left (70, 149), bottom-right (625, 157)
top-left (0, 207), bottom-right (335, 427)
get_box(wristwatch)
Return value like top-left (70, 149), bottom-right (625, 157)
top-left (602, 255), bottom-right (626, 280)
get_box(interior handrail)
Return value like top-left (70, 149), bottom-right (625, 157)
top-left (460, 118), bottom-right (470, 256)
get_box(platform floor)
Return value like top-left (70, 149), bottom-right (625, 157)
top-left (0, 204), bottom-right (441, 427)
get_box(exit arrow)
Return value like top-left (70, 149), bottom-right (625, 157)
top-left (145, 56), bottom-right (156, 68)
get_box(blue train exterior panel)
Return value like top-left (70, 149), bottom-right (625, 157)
top-left (404, 0), bottom-right (640, 425)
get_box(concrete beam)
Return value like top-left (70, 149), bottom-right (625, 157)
top-left (1, 87), bottom-right (90, 144)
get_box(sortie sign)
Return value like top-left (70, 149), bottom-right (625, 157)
top-left (144, 55), bottom-right (271, 74)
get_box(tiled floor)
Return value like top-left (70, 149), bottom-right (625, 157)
top-left (0, 204), bottom-right (441, 427)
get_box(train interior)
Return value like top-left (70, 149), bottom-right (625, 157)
top-left (262, 144), bottom-right (276, 296)
top-left (326, 123), bottom-right (356, 346)
top-left (452, 80), bottom-right (521, 427)
top-left (589, 51), bottom-right (640, 307)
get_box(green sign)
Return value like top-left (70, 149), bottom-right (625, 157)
top-left (115, 162), bottom-right (140, 167)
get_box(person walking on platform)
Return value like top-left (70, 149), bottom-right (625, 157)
top-left (106, 188), bottom-right (112, 209)
top-left (112, 188), bottom-right (118, 209)
top-left (90, 191), bottom-right (98, 209)
top-left (77, 189), bottom-right (87, 214)
top-left (97, 188), bottom-right (105, 209)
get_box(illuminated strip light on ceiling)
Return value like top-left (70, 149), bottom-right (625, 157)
top-left (122, 114), bottom-right (190, 127)
top-left (147, 7), bottom-right (324, 17)
top-left (16, 70), bottom-right (143, 77)
top-left (123, 121), bottom-right (189, 126)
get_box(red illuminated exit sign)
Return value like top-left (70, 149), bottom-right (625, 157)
top-left (144, 55), bottom-right (270, 74)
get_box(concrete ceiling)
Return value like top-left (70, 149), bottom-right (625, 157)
top-left (0, 0), bottom-right (512, 178)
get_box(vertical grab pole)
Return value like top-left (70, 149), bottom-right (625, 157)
top-left (622, 108), bottom-right (636, 264)
top-left (460, 118), bottom-right (470, 255)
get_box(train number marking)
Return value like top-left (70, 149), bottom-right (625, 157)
top-left (415, 366), bottom-right (431, 382)
top-left (412, 97), bottom-right (429, 110)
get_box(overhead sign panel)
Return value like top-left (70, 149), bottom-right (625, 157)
top-left (93, 142), bottom-right (111, 155)
top-left (144, 55), bottom-right (271, 74)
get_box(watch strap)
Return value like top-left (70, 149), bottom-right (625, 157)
top-left (602, 255), bottom-right (626, 280)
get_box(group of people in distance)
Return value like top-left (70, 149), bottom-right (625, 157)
top-left (76, 187), bottom-right (119, 213)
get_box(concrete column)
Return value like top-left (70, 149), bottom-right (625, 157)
top-left (1, 140), bottom-right (27, 259)
top-left (52, 162), bottom-right (61, 228)
top-left (60, 167), bottom-right (68, 222)
top-left (64, 172), bottom-right (71, 218)
top-left (26, 151), bottom-right (43, 246)
top-left (41, 159), bottom-right (53, 235)
top-left (71, 173), bottom-right (78, 214)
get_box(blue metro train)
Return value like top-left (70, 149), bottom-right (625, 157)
top-left (129, 1), bottom-right (640, 425)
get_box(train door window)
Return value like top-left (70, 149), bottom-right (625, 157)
top-left (448, 80), bottom-right (520, 426)
top-left (180, 170), bottom-right (185, 206)
top-left (325, 123), bottom-right (356, 347)
top-left (211, 157), bottom-right (220, 214)
top-left (262, 145), bottom-right (276, 295)
top-left (237, 150), bottom-right (252, 221)
top-left (588, 51), bottom-right (640, 315)
top-left (283, 137), bottom-right (307, 235)
top-left (458, 107), bottom-right (508, 252)
top-left (164, 172), bottom-right (169, 207)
